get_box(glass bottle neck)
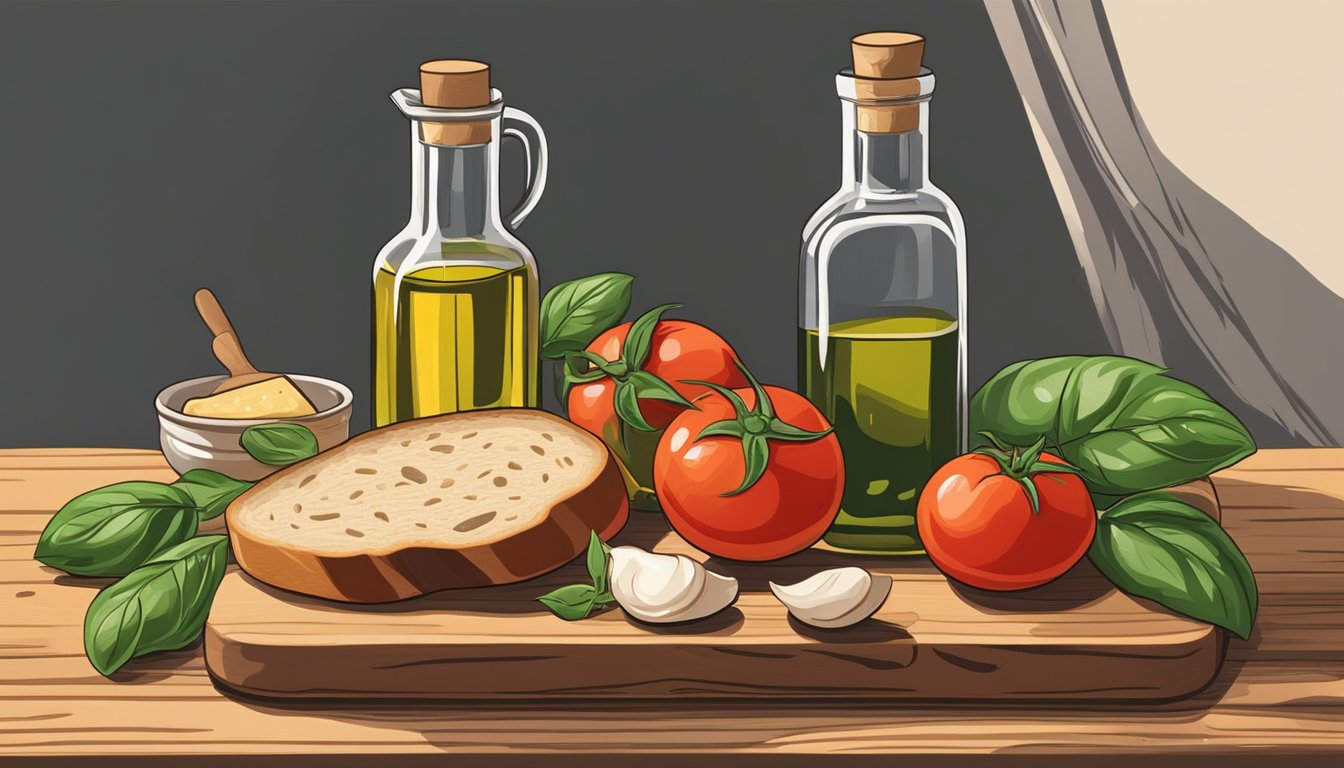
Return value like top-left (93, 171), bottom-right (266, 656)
top-left (842, 102), bottom-right (929, 196)
top-left (419, 132), bottom-right (502, 240)
top-left (406, 123), bottom-right (427, 234)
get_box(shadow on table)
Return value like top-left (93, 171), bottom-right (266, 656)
top-left (108, 640), bottom-right (205, 685)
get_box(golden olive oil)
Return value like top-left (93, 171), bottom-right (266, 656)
top-left (799, 312), bottom-right (959, 554)
top-left (373, 252), bottom-right (535, 427)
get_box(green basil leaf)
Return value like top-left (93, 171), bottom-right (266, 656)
top-left (172, 469), bottom-right (252, 521)
top-left (240, 423), bottom-right (319, 466)
top-left (584, 531), bottom-right (609, 595)
top-left (537, 584), bottom-right (597, 621)
top-left (970, 356), bottom-right (1256, 495)
top-left (35, 482), bottom-right (199, 577)
top-left (1088, 491), bottom-right (1257, 638)
top-left (83, 535), bottom-right (230, 676)
top-left (620, 303), bottom-right (679, 372)
top-left (539, 273), bottom-right (634, 359)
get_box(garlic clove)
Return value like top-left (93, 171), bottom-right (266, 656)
top-left (609, 546), bottom-right (738, 624)
top-left (676, 567), bottom-right (739, 623)
top-left (609, 547), bottom-right (703, 619)
top-left (770, 567), bottom-right (892, 629)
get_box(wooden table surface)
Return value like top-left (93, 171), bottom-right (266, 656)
top-left (2, 448), bottom-right (1342, 766)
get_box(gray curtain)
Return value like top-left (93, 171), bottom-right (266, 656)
top-left (985, 0), bottom-right (1344, 447)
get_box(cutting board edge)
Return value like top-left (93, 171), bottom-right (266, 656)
top-left (203, 619), bottom-right (1225, 704)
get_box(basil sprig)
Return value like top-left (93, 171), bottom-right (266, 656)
top-left (970, 356), bottom-right (1256, 495)
top-left (969, 355), bottom-right (1260, 636)
top-left (1088, 491), bottom-right (1258, 638)
top-left (84, 535), bottom-right (230, 676)
top-left (537, 532), bottom-right (617, 621)
top-left (539, 272), bottom-right (633, 359)
top-left (40, 423), bottom-right (321, 675)
top-left (36, 424), bottom-right (318, 577)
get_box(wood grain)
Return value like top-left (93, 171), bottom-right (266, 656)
top-left (1, 448), bottom-right (1342, 765)
top-left (204, 479), bottom-right (1222, 701)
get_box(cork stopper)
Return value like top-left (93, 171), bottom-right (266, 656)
top-left (850, 32), bottom-right (925, 134)
top-left (418, 59), bottom-right (493, 146)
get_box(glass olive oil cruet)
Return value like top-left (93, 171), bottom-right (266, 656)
top-left (373, 60), bottom-right (548, 426)
top-left (799, 33), bottom-right (967, 554)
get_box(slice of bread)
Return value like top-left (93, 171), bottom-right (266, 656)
top-left (226, 408), bottom-right (628, 603)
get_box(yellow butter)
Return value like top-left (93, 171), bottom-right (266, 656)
top-left (183, 378), bottom-right (317, 419)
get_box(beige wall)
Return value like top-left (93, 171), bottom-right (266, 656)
top-left (1105, 0), bottom-right (1344, 297)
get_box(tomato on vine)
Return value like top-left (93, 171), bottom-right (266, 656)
top-left (917, 434), bottom-right (1096, 591)
top-left (565, 305), bottom-right (748, 500)
top-left (654, 365), bottom-right (844, 561)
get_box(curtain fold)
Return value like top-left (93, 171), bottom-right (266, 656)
top-left (985, 0), bottom-right (1343, 446)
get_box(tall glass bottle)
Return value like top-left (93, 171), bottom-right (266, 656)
top-left (799, 33), bottom-right (966, 555)
top-left (373, 60), bottom-right (548, 427)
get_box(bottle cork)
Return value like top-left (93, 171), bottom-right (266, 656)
top-left (418, 59), bottom-right (493, 146)
top-left (850, 32), bottom-right (925, 134)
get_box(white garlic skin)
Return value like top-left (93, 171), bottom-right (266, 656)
top-left (609, 546), bottom-right (739, 624)
top-left (770, 567), bottom-right (892, 629)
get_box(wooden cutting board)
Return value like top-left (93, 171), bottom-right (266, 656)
top-left (204, 480), bottom-right (1225, 702)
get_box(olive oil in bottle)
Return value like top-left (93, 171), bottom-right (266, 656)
top-left (373, 250), bottom-right (534, 425)
top-left (799, 314), bottom-right (959, 553)
top-left (372, 60), bottom-right (548, 427)
top-left (798, 33), bottom-right (967, 554)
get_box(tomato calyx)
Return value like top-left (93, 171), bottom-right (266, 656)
top-left (972, 432), bottom-right (1083, 515)
top-left (686, 363), bottom-right (833, 497)
top-left (563, 303), bottom-right (693, 431)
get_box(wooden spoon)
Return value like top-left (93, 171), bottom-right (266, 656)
top-left (192, 285), bottom-right (314, 406)
top-left (193, 288), bottom-right (284, 394)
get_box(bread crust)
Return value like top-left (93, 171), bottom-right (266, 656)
top-left (226, 409), bottom-right (630, 603)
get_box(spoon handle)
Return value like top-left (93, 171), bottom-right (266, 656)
top-left (194, 288), bottom-right (237, 340)
top-left (211, 331), bottom-right (259, 377)
top-left (195, 289), bottom-right (259, 377)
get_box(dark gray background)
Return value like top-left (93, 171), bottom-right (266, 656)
top-left (0, 0), bottom-right (1109, 448)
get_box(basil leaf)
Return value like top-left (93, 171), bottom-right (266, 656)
top-left (537, 584), bottom-right (598, 621)
top-left (970, 356), bottom-right (1256, 495)
top-left (35, 482), bottom-right (198, 577)
top-left (172, 469), bottom-right (252, 521)
top-left (539, 273), bottom-right (634, 359)
top-left (540, 532), bottom-right (619, 621)
top-left (84, 535), bottom-right (230, 676)
top-left (240, 423), bottom-right (319, 466)
top-left (584, 531), bottom-right (608, 595)
top-left (1088, 491), bottom-right (1257, 638)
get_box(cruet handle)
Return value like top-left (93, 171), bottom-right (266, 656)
top-left (501, 106), bottom-right (549, 229)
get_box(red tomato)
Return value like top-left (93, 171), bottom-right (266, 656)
top-left (566, 319), bottom-right (747, 438)
top-left (917, 452), bottom-right (1096, 591)
top-left (654, 384), bottom-right (844, 561)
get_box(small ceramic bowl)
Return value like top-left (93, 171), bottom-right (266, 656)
top-left (155, 374), bottom-right (354, 481)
